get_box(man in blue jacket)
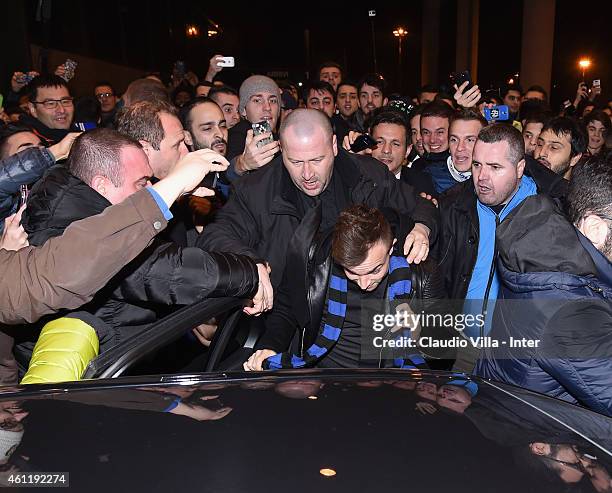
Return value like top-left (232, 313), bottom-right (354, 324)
top-left (476, 151), bottom-right (612, 417)
top-left (438, 123), bottom-right (567, 371)
top-left (0, 127), bottom-right (79, 233)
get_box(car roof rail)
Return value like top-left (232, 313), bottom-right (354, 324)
top-left (82, 297), bottom-right (248, 379)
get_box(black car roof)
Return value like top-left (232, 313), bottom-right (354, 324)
top-left (1, 369), bottom-right (611, 492)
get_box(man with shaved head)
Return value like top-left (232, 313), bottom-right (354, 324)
top-left (199, 109), bottom-right (439, 317)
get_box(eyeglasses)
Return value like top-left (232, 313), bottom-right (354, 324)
top-left (31, 98), bottom-right (74, 110)
top-left (95, 92), bottom-right (114, 100)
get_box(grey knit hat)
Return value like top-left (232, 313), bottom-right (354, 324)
top-left (239, 75), bottom-right (281, 113)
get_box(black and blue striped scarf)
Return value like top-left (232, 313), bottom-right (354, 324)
top-left (263, 255), bottom-right (427, 370)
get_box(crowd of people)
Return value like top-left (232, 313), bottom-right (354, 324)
top-left (0, 54), bottom-right (611, 420)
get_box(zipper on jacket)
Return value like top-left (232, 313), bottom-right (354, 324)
top-left (480, 215), bottom-right (500, 339)
top-left (378, 284), bottom-right (392, 368)
top-left (300, 327), bottom-right (306, 358)
top-left (587, 284), bottom-right (604, 294)
top-left (379, 324), bottom-right (395, 368)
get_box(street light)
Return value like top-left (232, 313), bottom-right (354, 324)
top-left (186, 25), bottom-right (199, 37)
top-left (578, 58), bottom-right (591, 80)
top-left (207, 19), bottom-right (221, 38)
top-left (393, 27), bottom-right (408, 90)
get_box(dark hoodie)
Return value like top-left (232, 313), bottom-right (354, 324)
top-left (475, 194), bottom-right (612, 416)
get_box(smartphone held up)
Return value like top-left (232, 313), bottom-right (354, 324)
top-left (252, 120), bottom-right (274, 148)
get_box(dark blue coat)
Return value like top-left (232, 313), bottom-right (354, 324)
top-left (475, 195), bottom-right (612, 416)
top-left (0, 147), bottom-right (55, 234)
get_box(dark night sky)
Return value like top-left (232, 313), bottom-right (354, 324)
top-left (21, 0), bottom-right (612, 106)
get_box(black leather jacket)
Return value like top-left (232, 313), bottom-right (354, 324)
top-left (199, 149), bottom-right (439, 289)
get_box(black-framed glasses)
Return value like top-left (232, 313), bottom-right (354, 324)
top-left (31, 97), bottom-right (74, 110)
top-left (95, 92), bottom-right (114, 100)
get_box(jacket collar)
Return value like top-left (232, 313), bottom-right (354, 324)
top-left (334, 148), bottom-right (365, 189)
top-left (23, 165), bottom-right (111, 245)
top-left (477, 175), bottom-right (538, 221)
top-left (451, 180), bottom-right (478, 214)
top-left (423, 149), bottom-right (450, 163)
top-left (272, 160), bottom-right (301, 217)
top-left (577, 230), bottom-right (612, 288)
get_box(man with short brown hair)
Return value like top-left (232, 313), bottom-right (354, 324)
top-left (318, 61), bottom-right (343, 92)
top-left (117, 100), bottom-right (187, 180)
top-left (245, 204), bottom-right (442, 371)
top-left (121, 78), bottom-right (169, 107)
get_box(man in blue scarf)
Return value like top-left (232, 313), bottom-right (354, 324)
top-left (244, 205), bottom-right (444, 371)
top-left (438, 123), bottom-right (566, 372)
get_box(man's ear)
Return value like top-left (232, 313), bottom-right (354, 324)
top-left (90, 175), bottom-right (108, 196)
top-left (332, 134), bottom-right (338, 156)
top-left (404, 143), bottom-right (413, 161)
top-left (28, 102), bottom-right (37, 119)
top-left (184, 130), bottom-right (193, 147)
top-left (383, 97), bottom-right (389, 106)
top-left (516, 158), bottom-right (526, 179)
top-left (569, 152), bottom-right (583, 169)
top-left (579, 214), bottom-right (609, 252)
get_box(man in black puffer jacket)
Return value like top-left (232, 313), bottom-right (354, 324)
top-left (244, 205), bottom-right (448, 371)
top-left (14, 129), bottom-right (261, 371)
top-left (475, 152), bottom-right (612, 417)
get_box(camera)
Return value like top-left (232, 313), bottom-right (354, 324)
top-left (200, 171), bottom-right (219, 191)
top-left (17, 185), bottom-right (28, 209)
top-left (484, 105), bottom-right (510, 122)
top-left (217, 57), bottom-right (235, 68)
top-left (350, 134), bottom-right (378, 153)
top-left (62, 59), bottom-right (78, 82)
top-left (17, 73), bottom-right (35, 85)
top-left (173, 60), bottom-right (186, 79)
top-left (450, 70), bottom-right (473, 91)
